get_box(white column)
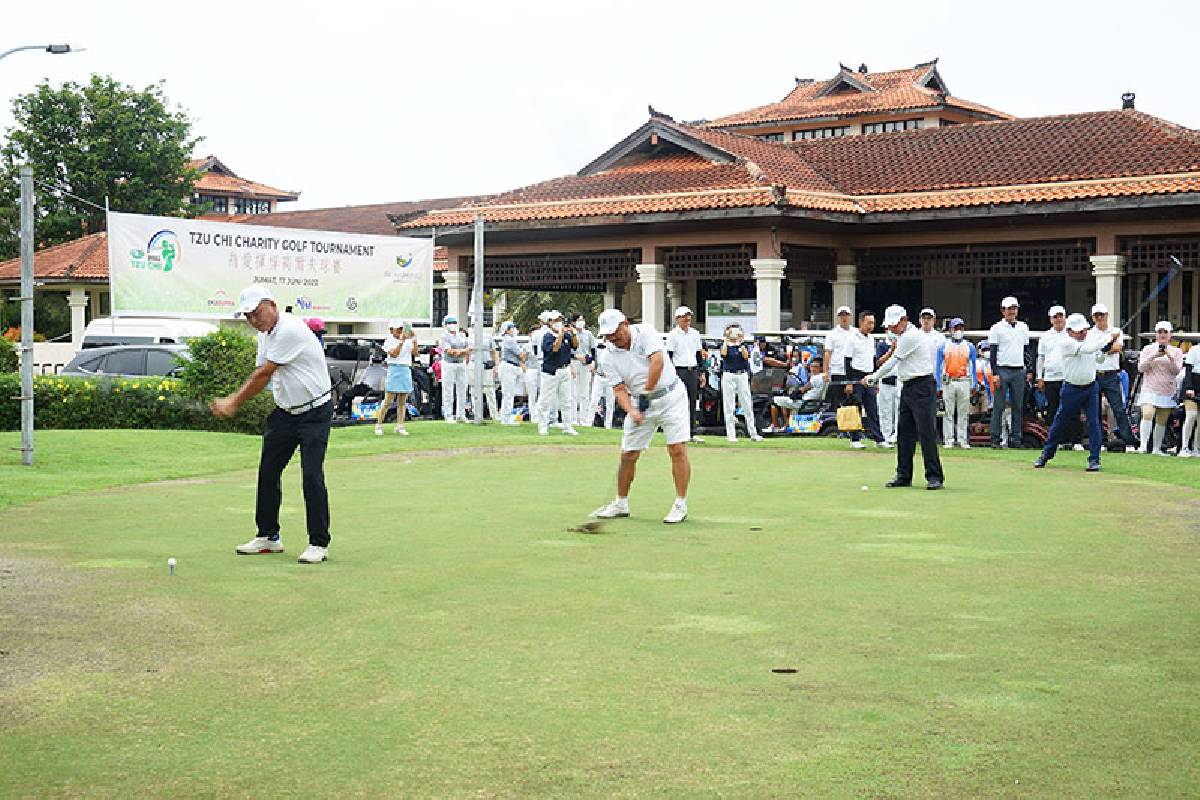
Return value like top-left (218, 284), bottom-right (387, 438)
top-left (666, 280), bottom-right (684, 316)
top-left (602, 282), bottom-right (619, 311)
top-left (1091, 255), bottom-right (1126, 325)
top-left (443, 271), bottom-right (470, 324)
top-left (832, 263), bottom-right (857, 314)
top-left (67, 286), bottom-right (88, 347)
top-left (751, 258), bottom-right (786, 332)
top-left (491, 290), bottom-right (507, 325)
top-left (636, 263), bottom-right (666, 331)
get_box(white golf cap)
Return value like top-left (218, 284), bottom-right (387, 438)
top-left (674, 305), bottom-right (693, 318)
top-left (1155, 320), bottom-right (1173, 333)
top-left (597, 308), bottom-right (626, 336)
top-left (499, 320), bottom-right (517, 334)
top-left (1091, 303), bottom-right (1110, 316)
top-left (835, 305), bottom-right (852, 316)
top-left (234, 285), bottom-right (274, 317)
top-left (547, 309), bottom-right (563, 320)
top-left (882, 304), bottom-right (906, 327)
top-left (1047, 305), bottom-right (1066, 317)
top-left (537, 310), bottom-right (552, 322)
top-left (919, 307), bottom-right (935, 317)
top-left (1001, 296), bottom-right (1020, 308)
top-left (1065, 313), bottom-right (1090, 332)
top-left (387, 317), bottom-right (404, 329)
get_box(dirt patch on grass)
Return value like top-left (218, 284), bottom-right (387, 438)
top-left (0, 553), bottom-right (217, 722)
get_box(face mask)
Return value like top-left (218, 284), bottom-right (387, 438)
top-left (446, 324), bottom-right (458, 333)
top-left (575, 321), bottom-right (585, 330)
top-left (952, 331), bottom-right (964, 341)
top-left (552, 321), bottom-right (564, 332)
top-left (886, 331), bottom-right (897, 344)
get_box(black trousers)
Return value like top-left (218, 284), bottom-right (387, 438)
top-left (896, 375), bottom-right (944, 484)
top-left (1043, 380), bottom-right (1079, 446)
top-left (677, 367), bottom-right (699, 437)
top-left (847, 368), bottom-right (883, 443)
top-left (257, 401), bottom-right (333, 547)
top-left (1097, 371), bottom-right (1136, 444)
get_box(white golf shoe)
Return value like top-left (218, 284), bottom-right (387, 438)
top-left (297, 545), bottom-right (328, 564)
top-left (751, 434), bottom-right (765, 442)
top-left (374, 426), bottom-right (384, 436)
top-left (394, 426), bottom-right (409, 436)
top-left (236, 536), bottom-right (283, 555)
top-left (591, 501), bottom-right (630, 519)
top-left (663, 500), bottom-right (688, 524)
top-left (562, 426), bottom-right (579, 436)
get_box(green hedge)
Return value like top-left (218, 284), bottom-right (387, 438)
top-left (0, 338), bottom-right (16, 373)
top-left (0, 373), bottom-right (208, 431)
top-left (0, 329), bottom-right (273, 434)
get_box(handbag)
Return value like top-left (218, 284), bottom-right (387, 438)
top-left (748, 348), bottom-right (764, 375)
top-left (836, 404), bottom-right (863, 432)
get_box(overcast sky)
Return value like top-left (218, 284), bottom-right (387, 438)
top-left (4, 0), bottom-right (1197, 211)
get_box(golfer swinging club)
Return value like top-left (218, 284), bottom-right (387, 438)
top-left (591, 309), bottom-right (691, 524)
top-left (211, 286), bottom-right (335, 564)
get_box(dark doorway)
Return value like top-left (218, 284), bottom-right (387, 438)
top-left (858, 280), bottom-right (923, 327)
top-left (981, 276), bottom-right (1065, 325)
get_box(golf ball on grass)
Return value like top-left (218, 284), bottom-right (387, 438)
top-left (861, 485), bottom-right (869, 492)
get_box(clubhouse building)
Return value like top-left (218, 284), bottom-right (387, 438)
top-left (395, 60), bottom-right (1200, 338)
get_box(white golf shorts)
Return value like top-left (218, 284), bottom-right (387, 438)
top-left (621, 382), bottom-right (690, 451)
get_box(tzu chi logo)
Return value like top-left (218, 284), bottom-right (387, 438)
top-left (130, 230), bottom-right (182, 273)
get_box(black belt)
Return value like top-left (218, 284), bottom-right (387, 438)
top-left (1097, 370), bottom-right (1120, 377)
top-left (283, 389), bottom-right (333, 415)
top-left (723, 369), bottom-right (747, 374)
top-left (901, 374), bottom-right (934, 386)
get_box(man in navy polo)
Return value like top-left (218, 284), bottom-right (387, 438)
top-left (537, 310), bottom-right (580, 436)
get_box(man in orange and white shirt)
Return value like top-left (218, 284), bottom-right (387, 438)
top-left (939, 317), bottom-right (979, 448)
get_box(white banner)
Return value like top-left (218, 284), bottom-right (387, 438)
top-left (106, 211), bottom-right (434, 322)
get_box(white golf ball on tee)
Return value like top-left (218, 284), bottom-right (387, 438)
top-left (861, 485), bottom-right (869, 492)
top-left (167, 558), bottom-right (176, 567)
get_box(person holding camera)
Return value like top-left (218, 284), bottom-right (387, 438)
top-left (537, 310), bottom-right (580, 436)
top-left (590, 309), bottom-right (691, 524)
top-left (439, 315), bottom-right (470, 422)
top-left (497, 320), bottom-right (526, 425)
top-left (720, 324), bottom-right (763, 443)
top-left (1136, 321), bottom-right (1184, 455)
top-left (376, 319), bottom-right (416, 436)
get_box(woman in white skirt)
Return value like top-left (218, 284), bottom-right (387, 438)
top-left (720, 324), bottom-right (763, 442)
top-left (377, 319), bottom-right (416, 436)
top-left (1179, 344), bottom-right (1200, 457)
top-left (1136, 320), bottom-right (1184, 455)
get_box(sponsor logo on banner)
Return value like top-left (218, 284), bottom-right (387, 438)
top-left (295, 295), bottom-right (330, 312)
top-left (385, 253), bottom-right (422, 283)
top-left (346, 297), bottom-right (359, 311)
top-left (207, 289), bottom-right (235, 309)
top-left (130, 229), bottom-right (183, 272)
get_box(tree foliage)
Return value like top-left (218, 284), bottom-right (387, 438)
top-left (0, 75), bottom-right (201, 259)
top-left (501, 290), bottom-right (604, 333)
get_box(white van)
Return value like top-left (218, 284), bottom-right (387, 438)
top-left (82, 317), bottom-right (219, 349)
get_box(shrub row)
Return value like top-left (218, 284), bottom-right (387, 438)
top-left (0, 329), bottom-right (272, 434)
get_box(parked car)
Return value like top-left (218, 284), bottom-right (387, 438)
top-left (82, 317), bottom-right (218, 349)
top-left (61, 344), bottom-right (190, 379)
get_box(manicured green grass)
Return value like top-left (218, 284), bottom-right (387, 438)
top-left (2, 427), bottom-right (1199, 797)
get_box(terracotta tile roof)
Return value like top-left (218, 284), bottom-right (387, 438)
top-left (0, 232), bottom-right (109, 283)
top-left (398, 110), bottom-right (1200, 228)
top-left (707, 63), bottom-right (1010, 129)
top-left (188, 154), bottom-right (299, 200)
top-left (240, 196), bottom-right (488, 236)
top-left (789, 110), bottom-right (1200, 195)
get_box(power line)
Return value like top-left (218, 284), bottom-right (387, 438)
top-left (33, 178), bottom-right (108, 213)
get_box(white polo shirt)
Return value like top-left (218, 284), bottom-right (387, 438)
top-left (988, 319), bottom-right (1030, 368)
top-left (382, 335), bottom-right (413, 366)
top-left (256, 312), bottom-right (333, 411)
top-left (872, 324), bottom-right (934, 384)
top-left (824, 325), bottom-right (855, 376)
top-left (1059, 334), bottom-right (1108, 386)
top-left (1088, 324), bottom-right (1122, 371)
top-left (601, 324), bottom-right (676, 396)
top-left (666, 325), bottom-right (704, 368)
top-left (1038, 327), bottom-right (1069, 381)
top-left (848, 329), bottom-right (876, 373)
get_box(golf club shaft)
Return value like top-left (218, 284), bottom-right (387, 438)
top-left (1120, 255), bottom-right (1183, 334)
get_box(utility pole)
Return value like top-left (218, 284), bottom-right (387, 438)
top-left (19, 166), bottom-right (34, 465)
top-left (471, 214), bottom-right (485, 424)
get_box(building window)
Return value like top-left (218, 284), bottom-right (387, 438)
top-left (792, 126), bottom-right (850, 140)
top-left (233, 198), bottom-right (272, 215)
top-left (193, 194), bottom-right (228, 213)
top-left (433, 287), bottom-right (448, 324)
top-left (862, 119), bottom-right (922, 134)
top-left (757, 133), bottom-right (785, 142)
top-left (939, 118), bottom-right (960, 127)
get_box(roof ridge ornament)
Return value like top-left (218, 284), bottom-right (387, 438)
top-left (648, 105), bottom-right (674, 122)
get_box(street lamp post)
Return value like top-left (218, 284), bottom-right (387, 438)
top-left (5, 42), bottom-right (79, 465)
